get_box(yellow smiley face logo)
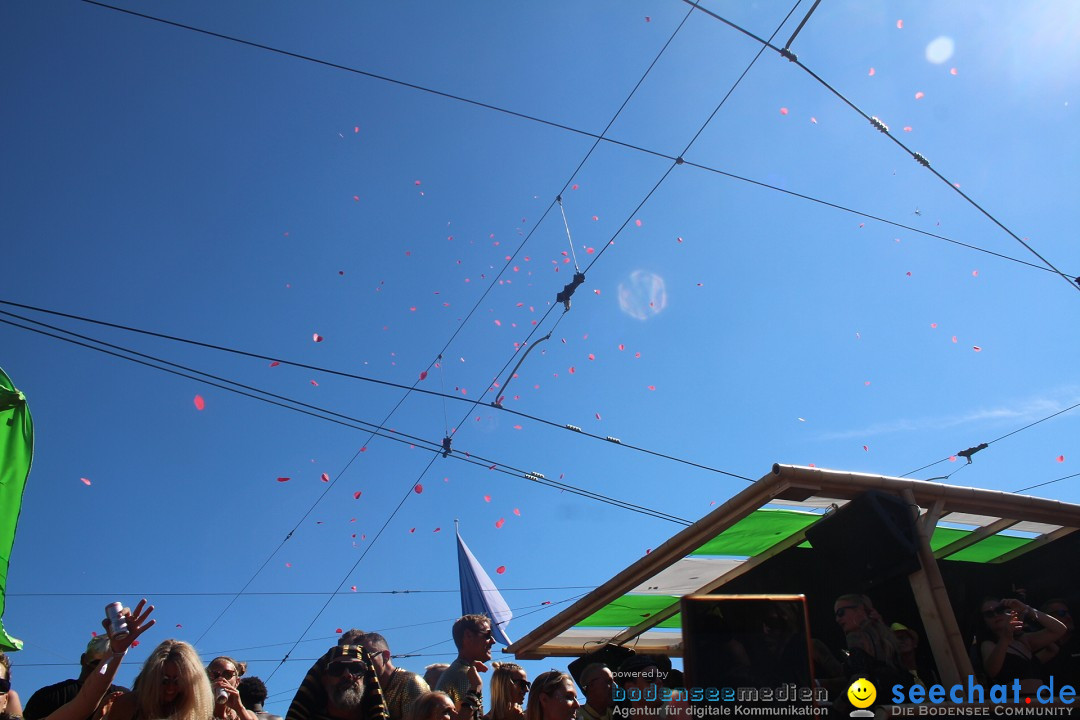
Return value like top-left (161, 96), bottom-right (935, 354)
top-left (847, 678), bottom-right (876, 709)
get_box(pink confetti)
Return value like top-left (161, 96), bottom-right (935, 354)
top-left (569, 366), bottom-right (575, 374)
top-left (949, 456), bottom-right (957, 462)
top-left (779, 107), bottom-right (789, 115)
top-left (585, 247), bottom-right (595, 254)
top-left (353, 196), bottom-right (359, 202)
top-left (496, 565), bottom-right (506, 574)
top-left (193, 395), bottom-right (205, 411)
top-left (645, 549), bottom-right (652, 555)
top-left (414, 180), bottom-right (421, 186)
top-left (495, 518), bottom-right (505, 529)
top-left (591, 215), bottom-right (598, 221)
top-left (80, 477), bottom-right (91, 486)
top-left (915, 91), bottom-right (925, 100)
top-left (571, 184), bottom-right (579, 190)
top-left (647, 385), bottom-right (656, 391)
top-left (419, 370), bottom-right (428, 381)
top-left (513, 424), bottom-right (522, 430)
top-left (587, 353), bottom-right (595, 361)
top-left (321, 473), bottom-right (330, 482)
top-left (618, 344), bottom-right (625, 351)
top-left (896, 19), bottom-right (903, 29)
top-left (277, 477), bottom-right (290, 483)
top-left (677, 237), bottom-right (684, 243)
top-left (414, 484), bottom-right (423, 494)
top-left (176, 624), bottom-right (183, 628)
top-left (484, 495), bottom-right (491, 502)
top-left (595, 412), bottom-right (602, 420)
top-left (1058, 455), bottom-right (1065, 463)
top-left (903, 126), bottom-right (913, 132)
top-left (973, 346), bottom-right (982, 352)
top-left (930, 323), bottom-right (938, 328)
top-left (353, 491), bottom-right (362, 499)
top-left (951, 336), bottom-right (958, 344)
top-left (310, 380), bottom-right (319, 386)
top-left (972, 270), bottom-right (979, 277)
top-left (862, 445), bottom-right (869, 452)
top-left (810, 117), bottom-right (818, 124)
top-left (950, 68), bottom-right (958, 76)
top-left (635, 219), bottom-right (643, 227)
top-left (864, 381), bottom-right (871, 386)
top-left (906, 271), bottom-right (912, 277)
top-left (494, 319), bottom-right (501, 326)
top-left (313, 333), bottom-right (323, 343)
top-left (285, 562), bottom-right (292, 568)
top-left (513, 508), bottom-right (521, 516)
top-left (645, 16), bottom-right (650, 22)
top-left (868, 67), bottom-right (876, 76)
top-left (350, 586), bottom-right (357, 592)
top-left (409, 528), bottom-right (415, 533)
top-left (353, 127), bottom-right (359, 133)
top-left (433, 527), bottom-right (441, 533)
top-left (269, 361), bottom-right (280, 367)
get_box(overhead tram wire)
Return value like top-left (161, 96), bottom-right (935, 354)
top-left (74, 3), bottom-right (1073, 279)
top-left (899, 399), bottom-right (1080, 479)
top-left (681, 0), bottom-right (1080, 295)
top-left (0, 315), bottom-right (692, 526)
top-left (1015, 471), bottom-right (1080, 495)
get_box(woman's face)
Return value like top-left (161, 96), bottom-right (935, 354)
top-left (981, 600), bottom-right (1016, 635)
top-left (161, 660), bottom-right (182, 703)
top-left (509, 669), bottom-right (529, 705)
top-left (208, 659), bottom-right (240, 688)
top-left (540, 680), bottom-right (579, 720)
top-left (426, 694), bottom-right (455, 720)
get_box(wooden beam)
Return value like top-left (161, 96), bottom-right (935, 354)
top-left (934, 518), bottom-right (1017, 559)
top-left (991, 527), bottom-right (1077, 564)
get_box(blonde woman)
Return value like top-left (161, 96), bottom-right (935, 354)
top-left (484, 664), bottom-right (527, 720)
top-left (524, 673), bottom-right (577, 720)
top-left (107, 640), bottom-right (213, 720)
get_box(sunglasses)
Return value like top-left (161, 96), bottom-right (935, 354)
top-left (514, 679), bottom-right (531, 691)
top-left (1047, 608), bottom-right (1071, 619)
top-left (327, 662), bottom-right (366, 678)
top-left (834, 605), bottom-right (860, 618)
top-left (982, 605), bottom-right (1012, 619)
top-left (161, 675), bottom-right (181, 687)
top-left (0, 677), bottom-right (10, 694)
top-left (209, 669), bottom-right (237, 681)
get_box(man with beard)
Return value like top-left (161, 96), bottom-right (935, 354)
top-left (286, 646), bottom-right (389, 720)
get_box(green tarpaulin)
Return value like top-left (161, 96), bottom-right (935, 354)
top-left (0, 366), bottom-right (32, 651)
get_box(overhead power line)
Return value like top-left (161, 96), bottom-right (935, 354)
top-left (681, 0), bottom-right (1080, 294)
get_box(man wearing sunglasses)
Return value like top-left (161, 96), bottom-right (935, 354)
top-left (435, 615), bottom-right (493, 720)
top-left (285, 646), bottom-right (389, 720)
top-left (338, 631), bottom-right (428, 720)
top-left (575, 664), bottom-right (613, 720)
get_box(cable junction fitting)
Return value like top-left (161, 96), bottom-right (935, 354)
top-left (956, 442), bottom-right (988, 464)
top-left (441, 436), bottom-right (452, 458)
top-left (556, 272), bottom-right (586, 311)
top-left (779, 48), bottom-right (798, 62)
top-left (912, 151), bottom-right (930, 167)
top-left (605, 436), bottom-right (622, 444)
top-left (565, 424), bottom-right (583, 433)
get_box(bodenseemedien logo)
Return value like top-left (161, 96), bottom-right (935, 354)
top-left (847, 678), bottom-right (876, 718)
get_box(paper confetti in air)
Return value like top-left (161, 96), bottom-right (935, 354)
top-left (80, 477), bottom-right (92, 486)
top-left (193, 395), bottom-right (205, 410)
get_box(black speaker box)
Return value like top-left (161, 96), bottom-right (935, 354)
top-left (804, 490), bottom-right (920, 586)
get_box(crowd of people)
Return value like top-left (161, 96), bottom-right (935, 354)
top-left (0, 596), bottom-right (1077, 720)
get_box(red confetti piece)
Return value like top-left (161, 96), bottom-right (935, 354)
top-left (321, 473), bottom-right (330, 482)
top-left (863, 445), bottom-right (869, 451)
top-left (542, 601), bottom-right (551, 605)
top-left (310, 380), bottom-right (319, 386)
top-left (903, 126), bottom-right (913, 132)
top-left (353, 491), bottom-right (362, 499)
top-left (915, 91), bottom-right (925, 100)
top-left (635, 219), bottom-right (643, 227)
top-left (779, 107), bottom-right (789, 115)
top-left (951, 336), bottom-right (958, 343)
top-left (419, 370), bottom-right (428, 381)
top-left (618, 344), bottom-right (625, 351)
top-left (513, 425), bottom-right (522, 430)
top-left (906, 271), bottom-right (912, 277)
top-left (586, 247), bottom-right (595, 254)
top-left (949, 456), bottom-right (957, 462)
top-left (193, 395), bottom-right (205, 410)
top-left (131, 640), bottom-right (139, 647)
top-left (269, 361), bottom-right (280, 367)
top-left (513, 508), bottom-right (521, 516)
top-left (496, 566), bottom-right (506, 574)
top-left (353, 196), bottom-right (359, 202)
top-left (896, 19), bottom-right (903, 28)
top-left (409, 528), bottom-right (416, 533)
top-left (1058, 455), bottom-right (1065, 463)
top-left (595, 412), bottom-right (602, 420)
top-left (336, 628), bottom-right (343, 633)
top-left (494, 319), bottom-right (501, 326)
top-left (277, 477), bottom-right (290, 483)
top-left (868, 67), bottom-right (876, 76)
top-left (313, 333), bottom-right (323, 343)
top-left (972, 270), bottom-right (979, 277)
top-left (571, 184), bottom-right (579, 190)
top-left (414, 484), bottom-right (423, 494)
top-left (930, 323), bottom-right (938, 328)
top-left (864, 381), bottom-right (871, 386)
top-left (647, 385), bottom-right (656, 391)
top-left (285, 562), bottom-right (292, 568)
top-left (592, 215), bottom-right (598, 221)
top-left (350, 586), bottom-right (357, 592)
top-left (80, 477), bottom-right (91, 486)
top-left (495, 518), bottom-right (505, 529)
top-left (569, 366), bottom-right (575, 374)
top-left (176, 624), bottom-right (183, 628)
top-left (414, 180), bottom-right (421, 186)
top-left (677, 237), bottom-right (683, 243)
top-left (973, 346), bottom-right (982, 352)
top-left (645, 549), bottom-right (652, 555)
top-left (587, 353), bottom-right (595, 361)
top-left (645, 16), bottom-right (650, 22)
top-left (810, 117), bottom-right (817, 124)
top-left (484, 495), bottom-right (491, 502)
top-left (950, 68), bottom-right (958, 76)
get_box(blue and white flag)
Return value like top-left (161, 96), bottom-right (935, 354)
top-left (456, 528), bottom-right (513, 646)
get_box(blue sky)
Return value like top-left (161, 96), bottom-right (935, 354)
top-left (1, 0), bottom-right (1077, 708)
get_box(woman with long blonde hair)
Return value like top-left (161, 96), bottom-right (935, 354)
top-left (484, 663), bottom-right (527, 720)
top-left (108, 640), bottom-right (213, 720)
top-left (524, 672), bottom-right (577, 720)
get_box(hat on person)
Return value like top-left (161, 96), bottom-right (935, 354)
top-left (890, 622), bottom-right (918, 639)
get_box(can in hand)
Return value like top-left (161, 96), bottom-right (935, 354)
top-left (105, 602), bottom-right (130, 641)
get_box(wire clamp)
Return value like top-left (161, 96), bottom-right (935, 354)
top-left (869, 116), bottom-right (889, 133)
top-left (780, 48), bottom-right (798, 62)
top-left (956, 442), bottom-right (988, 464)
top-left (556, 271), bottom-right (586, 311)
top-left (912, 151), bottom-right (930, 167)
top-left (441, 436), bottom-right (452, 458)
top-left (675, 156), bottom-right (685, 165)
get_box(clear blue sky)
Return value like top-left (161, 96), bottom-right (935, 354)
top-left (1, 0), bottom-right (1077, 709)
